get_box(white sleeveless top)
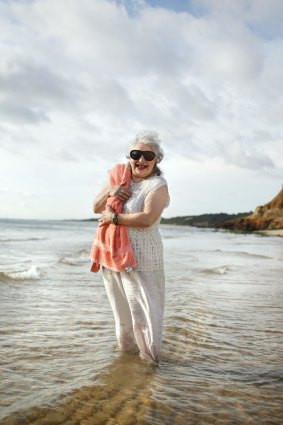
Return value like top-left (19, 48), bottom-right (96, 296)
top-left (123, 175), bottom-right (169, 271)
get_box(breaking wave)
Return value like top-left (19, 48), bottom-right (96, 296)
top-left (60, 249), bottom-right (90, 266)
top-left (201, 265), bottom-right (232, 275)
top-left (0, 265), bottom-right (41, 282)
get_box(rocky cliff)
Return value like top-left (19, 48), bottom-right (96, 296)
top-left (217, 188), bottom-right (283, 231)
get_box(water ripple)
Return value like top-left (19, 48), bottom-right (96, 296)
top-left (0, 221), bottom-right (282, 424)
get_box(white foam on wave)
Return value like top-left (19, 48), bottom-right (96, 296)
top-left (202, 265), bottom-right (231, 275)
top-left (215, 249), bottom-right (272, 259)
top-left (60, 249), bottom-right (89, 266)
top-left (5, 265), bottom-right (41, 281)
top-left (61, 257), bottom-right (87, 265)
top-left (0, 237), bottom-right (47, 242)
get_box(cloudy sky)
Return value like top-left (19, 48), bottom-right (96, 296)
top-left (0, 0), bottom-right (282, 220)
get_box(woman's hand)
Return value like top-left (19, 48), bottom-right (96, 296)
top-left (109, 181), bottom-right (131, 202)
top-left (98, 206), bottom-right (115, 227)
top-left (93, 181), bottom-right (131, 214)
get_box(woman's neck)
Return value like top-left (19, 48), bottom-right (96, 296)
top-left (131, 175), bottom-right (144, 183)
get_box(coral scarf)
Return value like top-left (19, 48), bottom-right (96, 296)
top-left (90, 164), bottom-right (137, 272)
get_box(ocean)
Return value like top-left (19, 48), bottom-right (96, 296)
top-left (0, 219), bottom-right (282, 425)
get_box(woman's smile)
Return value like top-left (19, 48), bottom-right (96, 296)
top-left (135, 163), bottom-right (147, 171)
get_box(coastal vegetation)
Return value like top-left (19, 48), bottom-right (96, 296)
top-left (160, 212), bottom-right (250, 228)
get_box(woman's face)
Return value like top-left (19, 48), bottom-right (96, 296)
top-left (129, 143), bottom-right (157, 180)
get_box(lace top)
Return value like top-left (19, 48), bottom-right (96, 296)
top-left (123, 175), bottom-right (169, 271)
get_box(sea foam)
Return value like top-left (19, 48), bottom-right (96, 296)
top-left (202, 265), bottom-right (231, 275)
top-left (3, 265), bottom-right (41, 281)
top-left (60, 249), bottom-right (89, 266)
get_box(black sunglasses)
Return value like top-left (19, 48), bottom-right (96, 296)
top-left (130, 150), bottom-right (156, 161)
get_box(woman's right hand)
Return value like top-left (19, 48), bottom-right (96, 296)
top-left (109, 181), bottom-right (131, 202)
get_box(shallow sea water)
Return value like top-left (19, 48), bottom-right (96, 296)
top-left (0, 219), bottom-right (282, 424)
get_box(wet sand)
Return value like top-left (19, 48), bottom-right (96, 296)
top-left (0, 354), bottom-right (156, 425)
top-left (1, 348), bottom-right (283, 425)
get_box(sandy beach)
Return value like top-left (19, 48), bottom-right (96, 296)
top-left (256, 229), bottom-right (283, 237)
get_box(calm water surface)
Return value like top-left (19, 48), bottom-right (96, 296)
top-left (0, 219), bottom-right (282, 424)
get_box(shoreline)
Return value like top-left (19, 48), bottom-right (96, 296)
top-left (255, 229), bottom-right (283, 237)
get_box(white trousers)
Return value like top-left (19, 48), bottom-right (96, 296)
top-left (102, 267), bottom-right (165, 364)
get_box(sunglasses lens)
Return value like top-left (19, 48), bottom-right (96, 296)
top-left (130, 150), bottom-right (141, 160)
top-left (144, 151), bottom-right (155, 161)
top-left (130, 150), bottom-right (156, 161)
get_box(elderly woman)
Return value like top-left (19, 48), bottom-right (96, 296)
top-left (93, 131), bottom-right (169, 364)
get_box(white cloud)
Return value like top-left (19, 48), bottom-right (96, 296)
top-left (0, 0), bottom-right (282, 219)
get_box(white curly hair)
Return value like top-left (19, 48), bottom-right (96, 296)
top-left (128, 130), bottom-right (164, 160)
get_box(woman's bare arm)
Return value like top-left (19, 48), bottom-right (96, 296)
top-left (98, 185), bottom-right (168, 227)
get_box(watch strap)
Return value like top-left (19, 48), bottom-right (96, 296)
top-left (113, 213), bottom-right (119, 225)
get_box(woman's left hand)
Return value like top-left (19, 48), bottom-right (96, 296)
top-left (98, 206), bottom-right (115, 226)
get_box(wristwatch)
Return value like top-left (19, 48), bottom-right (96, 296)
top-left (112, 213), bottom-right (119, 225)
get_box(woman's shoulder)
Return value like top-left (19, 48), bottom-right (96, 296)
top-left (146, 175), bottom-right (170, 207)
top-left (146, 174), bottom-right (168, 192)
top-left (150, 174), bottom-right (168, 185)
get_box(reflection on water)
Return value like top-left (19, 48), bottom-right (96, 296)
top-left (0, 221), bottom-right (282, 424)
